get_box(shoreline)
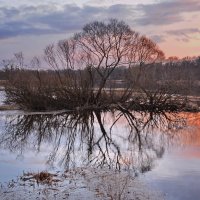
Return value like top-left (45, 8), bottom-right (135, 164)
top-left (0, 102), bottom-right (199, 112)
top-left (0, 167), bottom-right (164, 200)
top-left (1, 87), bottom-right (200, 112)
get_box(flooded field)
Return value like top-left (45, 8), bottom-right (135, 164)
top-left (0, 90), bottom-right (200, 199)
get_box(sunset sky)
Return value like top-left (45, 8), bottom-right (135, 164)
top-left (0, 0), bottom-right (200, 64)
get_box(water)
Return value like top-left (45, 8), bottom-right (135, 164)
top-left (0, 113), bottom-right (51, 182)
top-left (142, 113), bottom-right (200, 200)
top-left (143, 146), bottom-right (200, 200)
top-left (0, 90), bottom-right (5, 105)
top-left (0, 91), bottom-right (200, 199)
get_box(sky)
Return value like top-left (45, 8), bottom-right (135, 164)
top-left (0, 0), bottom-right (200, 64)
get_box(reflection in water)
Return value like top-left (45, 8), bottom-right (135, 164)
top-left (0, 110), bottom-right (187, 173)
top-left (178, 112), bottom-right (200, 146)
top-left (142, 112), bottom-right (200, 200)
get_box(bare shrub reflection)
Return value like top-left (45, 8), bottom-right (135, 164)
top-left (0, 110), bottom-right (187, 173)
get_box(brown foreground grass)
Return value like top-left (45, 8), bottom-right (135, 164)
top-left (21, 171), bottom-right (60, 185)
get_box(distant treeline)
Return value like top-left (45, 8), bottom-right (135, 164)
top-left (129, 58), bottom-right (200, 95)
top-left (0, 70), bottom-right (6, 80)
top-left (1, 57), bottom-right (199, 96)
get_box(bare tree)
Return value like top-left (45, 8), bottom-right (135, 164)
top-left (5, 19), bottom-right (178, 112)
top-left (43, 19), bottom-right (164, 105)
top-left (74, 19), bottom-right (164, 100)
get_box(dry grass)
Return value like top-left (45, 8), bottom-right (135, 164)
top-left (21, 171), bottom-right (59, 185)
top-left (0, 104), bottom-right (18, 111)
top-left (0, 80), bottom-right (7, 87)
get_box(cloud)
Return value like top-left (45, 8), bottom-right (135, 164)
top-left (167, 28), bottom-right (200, 36)
top-left (136, 0), bottom-right (200, 25)
top-left (166, 28), bottom-right (200, 42)
top-left (150, 35), bottom-right (166, 43)
top-left (1, 0), bottom-right (200, 40)
top-left (0, 4), bottom-right (136, 40)
top-left (86, 0), bottom-right (156, 7)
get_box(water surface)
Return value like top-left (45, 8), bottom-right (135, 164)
top-left (143, 113), bottom-right (200, 200)
top-left (0, 96), bottom-right (200, 200)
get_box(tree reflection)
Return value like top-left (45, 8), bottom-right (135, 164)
top-left (0, 110), bottom-right (186, 173)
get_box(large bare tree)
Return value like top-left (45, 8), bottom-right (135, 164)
top-left (6, 19), bottom-right (167, 111)
top-left (44, 19), bottom-right (164, 103)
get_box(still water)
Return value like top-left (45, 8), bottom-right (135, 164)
top-left (144, 147), bottom-right (200, 200)
top-left (0, 94), bottom-right (199, 200)
top-left (143, 113), bottom-right (200, 200)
